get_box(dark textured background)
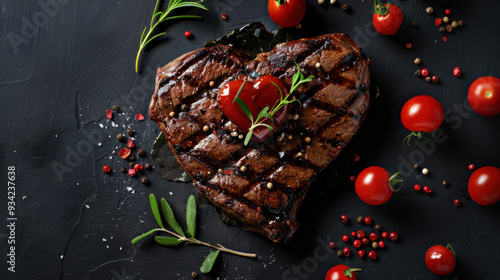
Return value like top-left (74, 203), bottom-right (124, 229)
top-left (1, 0), bottom-right (500, 279)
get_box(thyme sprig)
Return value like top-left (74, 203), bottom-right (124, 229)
top-left (235, 62), bottom-right (314, 145)
top-left (132, 194), bottom-right (257, 273)
top-left (135, 0), bottom-right (207, 73)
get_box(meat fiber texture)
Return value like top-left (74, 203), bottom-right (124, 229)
top-left (150, 34), bottom-right (370, 244)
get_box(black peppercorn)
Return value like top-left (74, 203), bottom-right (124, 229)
top-left (439, 26), bottom-right (446, 33)
top-left (127, 128), bottom-right (134, 137)
top-left (425, 76), bottom-right (432, 83)
top-left (411, 21), bottom-right (418, 27)
top-left (342, 4), bottom-right (350, 11)
top-left (137, 149), bottom-right (145, 156)
top-left (120, 167), bottom-right (127, 172)
top-left (144, 163), bottom-right (152, 169)
top-left (113, 105), bottom-right (119, 111)
top-left (414, 69), bottom-right (421, 76)
top-left (337, 249), bottom-right (343, 257)
top-left (141, 177), bottom-right (149, 185)
top-left (128, 155), bottom-right (135, 161)
top-left (129, 161), bottom-right (135, 167)
top-left (116, 134), bottom-right (124, 141)
top-left (374, 224), bottom-right (382, 231)
top-left (413, 163), bottom-right (419, 170)
top-left (191, 271), bottom-right (198, 278)
top-left (357, 216), bottom-right (364, 224)
top-left (443, 180), bottom-right (449, 187)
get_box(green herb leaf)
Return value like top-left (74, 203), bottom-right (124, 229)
top-left (149, 194), bottom-right (164, 228)
top-left (244, 131), bottom-right (253, 146)
top-left (256, 107), bottom-right (271, 122)
top-left (200, 250), bottom-right (220, 274)
top-left (186, 195), bottom-right (197, 238)
top-left (132, 228), bottom-right (162, 244)
top-left (233, 80), bottom-right (247, 103)
top-left (234, 97), bottom-right (254, 122)
top-left (154, 236), bottom-right (183, 246)
top-left (161, 198), bottom-right (186, 237)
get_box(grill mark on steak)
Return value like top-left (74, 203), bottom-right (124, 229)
top-left (150, 34), bottom-right (370, 244)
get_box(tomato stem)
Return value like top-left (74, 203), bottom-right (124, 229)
top-left (344, 268), bottom-right (362, 277)
top-left (389, 171), bottom-right (403, 192)
top-left (446, 244), bottom-right (457, 258)
top-left (373, 0), bottom-right (389, 16)
top-left (275, 0), bottom-right (286, 6)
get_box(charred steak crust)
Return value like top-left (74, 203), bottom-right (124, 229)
top-left (150, 34), bottom-right (370, 244)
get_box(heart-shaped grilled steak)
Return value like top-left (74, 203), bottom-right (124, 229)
top-left (149, 34), bottom-right (370, 244)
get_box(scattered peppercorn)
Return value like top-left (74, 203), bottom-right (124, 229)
top-left (362, 237), bottom-right (369, 244)
top-left (443, 16), bottom-right (449, 23)
top-left (353, 154), bottom-right (360, 162)
top-left (128, 169), bottom-right (136, 177)
top-left (381, 232), bottom-right (388, 238)
top-left (129, 155), bottom-right (135, 161)
top-left (358, 250), bottom-right (365, 258)
top-left (304, 137), bottom-right (311, 143)
top-left (453, 67), bottom-right (461, 77)
top-left (192, 271), bottom-right (198, 278)
top-left (137, 149), bottom-right (145, 156)
top-left (458, 20), bottom-right (464, 26)
top-left (421, 68), bottom-right (429, 77)
top-left (337, 250), bottom-right (343, 257)
top-left (329, 242), bottom-right (336, 248)
top-left (411, 21), bottom-right (418, 27)
top-left (330, 0), bottom-right (336, 4)
top-left (368, 251), bottom-right (377, 260)
top-left (220, 13), bottom-right (228, 20)
top-left (414, 69), bottom-right (421, 76)
top-left (356, 230), bottom-right (365, 239)
top-left (451, 21), bottom-right (458, 29)
top-left (184, 31), bottom-right (192, 38)
top-left (342, 235), bottom-right (350, 242)
top-left (374, 224), bottom-right (382, 231)
top-left (318, 0), bottom-right (325, 4)
top-left (141, 177), bottom-right (149, 185)
top-left (389, 231), bottom-right (399, 241)
top-left (414, 58), bottom-right (421, 65)
top-left (422, 168), bottom-right (429, 175)
top-left (453, 199), bottom-right (461, 207)
top-left (116, 134), bottom-right (124, 141)
top-left (442, 36), bottom-right (448, 42)
top-left (343, 247), bottom-right (351, 257)
top-left (134, 164), bottom-right (143, 172)
top-left (443, 180), bottom-right (449, 187)
top-left (129, 161), bottom-right (135, 167)
top-left (378, 240), bottom-right (386, 248)
top-left (169, 111), bottom-right (175, 117)
top-left (357, 216), bottom-right (364, 224)
top-left (120, 167), bottom-right (127, 173)
top-left (468, 164), bottom-right (475, 170)
top-left (315, 62), bottom-right (321, 68)
top-left (414, 184), bottom-right (422, 191)
top-left (439, 26), bottom-right (446, 33)
top-left (435, 18), bottom-right (443, 26)
top-left (432, 75), bottom-right (439, 83)
top-left (349, 176), bottom-right (355, 182)
top-left (240, 166), bottom-right (247, 172)
top-left (426, 7), bottom-right (434, 14)
top-left (113, 105), bottom-right (119, 111)
top-left (369, 233), bottom-right (378, 241)
top-left (267, 182), bottom-right (273, 189)
top-left (103, 165), bottom-right (111, 173)
top-left (351, 231), bottom-right (356, 237)
top-left (364, 217), bottom-right (372, 225)
top-left (342, 3), bottom-right (349, 10)
top-left (446, 24), bottom-right (453, 32)
top-left (445, 8), bottom-right (451, 15)
top-left (127, 128), bottom-right (134, 136)
top-left (425, 76), bottom-right (432, 83)
top-left (405, 42), bottom-right (412, 49)
top-left (423, 186), bottom-right (432, 193)
top-left (341, 215), bottom-right (348, 224)
top-left (372, 241), bottom-right (379, 249)
top-left (413, 163), bottom-right (419, 170)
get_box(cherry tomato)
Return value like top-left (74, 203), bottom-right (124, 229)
top-left (355, 166), bottom-right (401, 205)
top-left (325, 265), bottom-right (360, 280)
top-left (268, 0), bottom-right (306, 28)
top-left (401, 95), bottom-right (444, 133)
top-left (467, 76), bottom-right (500, 116)
top-left (425, 244), bottom-right (456, 275)
top-left (468, 166), bottom-right (500, 206)
top-left (372, 1), bottom-right (403, 36)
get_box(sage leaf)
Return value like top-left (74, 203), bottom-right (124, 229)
top-left (155, 236), bottom-right (182, 246)
top-left (161, 198), bottom-right (186, 237)
top-left (149, 194), bottom-right (164, 228)
top-left (132, 228), bottom-right (162, 244)
top-left (186, 195), bottom-right (197, 238)
top-left (200, 250), bottom-right (220, 274)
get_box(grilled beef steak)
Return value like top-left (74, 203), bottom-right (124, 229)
top-left (149, 34), bottom-right (370, 244)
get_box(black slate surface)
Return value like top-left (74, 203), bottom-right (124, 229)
top-left (1, 0), bottom-right (500, 279)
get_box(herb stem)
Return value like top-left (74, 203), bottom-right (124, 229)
top-left (156, 228), bottom-right (257, 258)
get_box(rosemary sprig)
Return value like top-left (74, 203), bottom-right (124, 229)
top-left (235, 62), bottom-right (314, 145)
top-left (135, 0), bottom-right (207, 73)
top-left (132, 194), bottom-right (257, 273)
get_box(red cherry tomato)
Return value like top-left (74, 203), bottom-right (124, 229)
top-left (468, 166), bottom-right (500, 206)
top-left (325, 265), bottom-right (360, 280)
top-left (268, 0), bottom-right (306, 28)
top-left (372, 1), bottom-right (403, 36)
top-left (425, 244), bottom-right (456, 275)
top-left (467, 76), bottom-right (500, 116)
top-left (355, 166), bottom-right (401, 205)
top-left (401, 95), bottom-right (444, 133)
